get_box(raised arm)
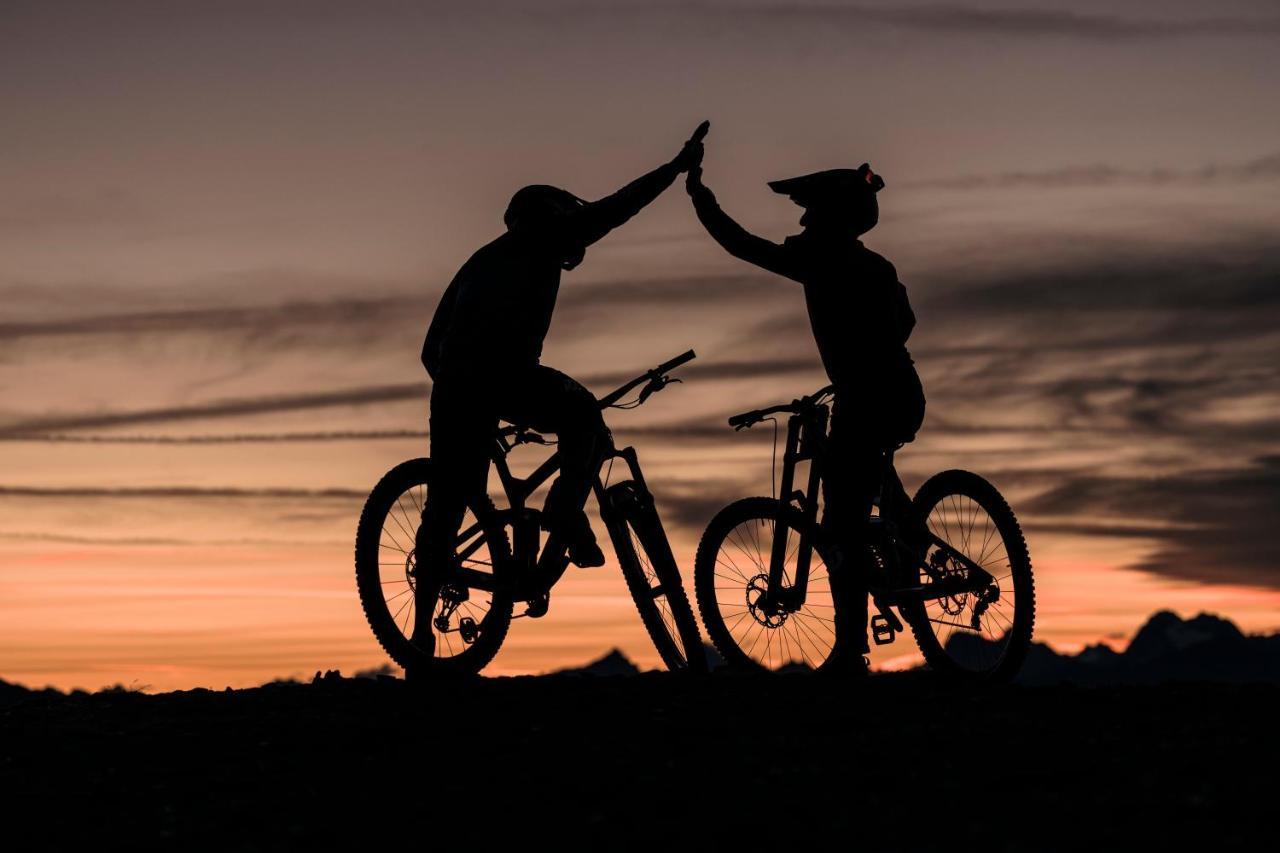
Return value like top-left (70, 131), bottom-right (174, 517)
top-left (564, 123), bottom-right (709, 249)
top-left (686, 169), bottom-right (796, 280)
top-left (566, 159), bottom-right (683, 248)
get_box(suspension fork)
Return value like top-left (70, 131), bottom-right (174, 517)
top-left (594, 445), bottom-right (672, 596)
top-left (767, 408), bottom-right (827, 610)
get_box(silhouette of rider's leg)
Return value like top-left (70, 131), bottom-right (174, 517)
top-left (821, 373), bottom-right (927, 660)
top-left (821, 390), bottom-right (879, 663)
top-left (884, 369), bottom-right (929, 564)
top-left (416, 378), bottom-right (497, 654)
top-left (495, 365), bottom-right (609, 567)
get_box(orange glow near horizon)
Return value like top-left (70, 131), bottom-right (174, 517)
top-left (4, 525), bottom-right (1279, 693)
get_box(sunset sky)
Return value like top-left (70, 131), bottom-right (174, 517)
top-left (3, 0), bottom-right (1279, 691)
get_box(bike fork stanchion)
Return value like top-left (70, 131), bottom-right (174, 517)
top-left (767, 416), bottom-right (803, 597)
top-left (789, 408), bottom-right (828, 606)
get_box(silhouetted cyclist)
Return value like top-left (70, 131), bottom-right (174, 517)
top-left (686, 155), bottom-right (927, 670)
top-left (415, 127), bottom-right (707, 652)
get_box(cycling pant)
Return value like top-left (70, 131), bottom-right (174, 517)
top-left (820, 371), bottom-right (927, 653)
top-left (417, 364), bottom-right (609, 573)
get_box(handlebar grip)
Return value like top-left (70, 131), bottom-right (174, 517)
top-left (727, 410), bottom-right (761, 429)
top-left (658, 349), bottom-right (696, 374)
top-left (688, 120), bottom-right (710, 145)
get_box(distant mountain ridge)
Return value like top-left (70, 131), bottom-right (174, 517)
top-left (560, 610), bottom-right (1280, 685)
top-left (948, 610), bottom-right (1280, 685)
top-left (552, 648), bottom-right (642, 677)
top-left (3, 611), bottom-right (1278, 696)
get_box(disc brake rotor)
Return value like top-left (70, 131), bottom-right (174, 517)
top-left (746, 574), bottom-right (788, 628)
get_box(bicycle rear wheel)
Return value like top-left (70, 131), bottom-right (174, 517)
top-left (354, 458), bottom-right (514, 676)
top-left (899, 469), bottom-right (1035, 681)
top-left (694, 497), bottom-right (850, 672)
top-left (605, 481), bottom-right (707, 673)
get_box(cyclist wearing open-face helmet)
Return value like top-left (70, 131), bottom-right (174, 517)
top-left (686, 155), bottom-right (928, 670)
top-left (414, 126), bottom-right (707, 654)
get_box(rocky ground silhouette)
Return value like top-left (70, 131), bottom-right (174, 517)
top-left (3, 665), bottom-right (1275, 850)
top-left (5, 611), bottom-right (1277, 849)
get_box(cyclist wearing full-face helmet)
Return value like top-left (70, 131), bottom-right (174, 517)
top-left (686, 155), bottom-right (928, 671)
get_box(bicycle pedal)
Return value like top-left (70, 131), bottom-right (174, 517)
top-left (870, 614), bottom-right (896, 645)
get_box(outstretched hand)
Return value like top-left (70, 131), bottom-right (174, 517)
top-left (671, 120), bottom-right (710, 173)
top-left (685, 162), bottom-right (704, 193)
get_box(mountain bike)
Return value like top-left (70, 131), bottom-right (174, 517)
top-left (694, 385), bottom-right (1035, 681)
top-left (355, 351), bottom-right (707, 677)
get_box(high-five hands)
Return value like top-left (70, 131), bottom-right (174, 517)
top-left (672, 120), bottom-right (710, 174)
top-left (679, 121), bottom-right (711, 195)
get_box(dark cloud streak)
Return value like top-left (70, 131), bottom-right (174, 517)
top-left (907, 152), bottom-right (1280, 190)
top-left (1023, 457), bottom-right (1280, 589)
top-left (0, 485), bottom-right (367, 500)
top-left (635, 2), bottom-right (1280, 40)
top-left (0, 384), bottom-right (426, 437)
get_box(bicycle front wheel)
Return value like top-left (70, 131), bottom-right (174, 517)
top-left (899, 469), bottom-right (1035, 681)
top-left (605, 481), bottom-right (707, 673)
top-left (694, 497), bottom-right (849, 672)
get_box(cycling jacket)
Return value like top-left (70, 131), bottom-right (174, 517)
top-left (422, 161), bottom-right (683, 382)
top-left (689, 181), bottom-right (919, 392)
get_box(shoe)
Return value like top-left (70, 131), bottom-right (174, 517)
top-left (567, 535), bottom-right (605, 569)
top-left (544, 509), bottom-right (606, 568)
top-left (820, 640), bottom-right (871, 678)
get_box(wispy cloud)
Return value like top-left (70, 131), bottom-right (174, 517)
top-left (817, 5), bottom-right (1280, 40)
top-left (0, 356), bottom-right (823, 437)
top-left (908, 152), bottom-right (1280, 191)
top-left (0, 430), bottom-right (432, 445)
top-left (0, 531), bottom-right (348, 548)
top-left (1024, 456), bottom-right (1280, 589)
top-left (0, 485), bottom-right (367, 500)
top-left (609, 2), bottom-right (1280, 40)
top-left (0, 295), bottom-right (424, 343)
top-left (0, 384), bottom-right (428, 437)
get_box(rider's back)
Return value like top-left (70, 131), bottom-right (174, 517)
top-left (774, 231), bottom-right (918, 392)
top-left (422, 231), bottom-right (563, 383)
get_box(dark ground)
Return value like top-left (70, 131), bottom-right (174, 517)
top-left (3, 670), bottom-right (1275, 851)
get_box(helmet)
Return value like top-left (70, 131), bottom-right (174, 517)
top-left (503, 184), bottom-right (589, 269)
top-left (767, 163), bottom-right (884, 234)
top-left (766, 163), bottom-right (884, 208)
top-left (503, 184), bottom-right (586, 231)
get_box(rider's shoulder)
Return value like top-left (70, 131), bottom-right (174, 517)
top-left (451, 233), bottom-right (521, 281)
top-left (854, 243), bottom-right (899, 278)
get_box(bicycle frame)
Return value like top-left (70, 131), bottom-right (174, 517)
top-left (760, 400), bottom-right (999, 620)
top-left (442, 348), bottom-right (697, 605)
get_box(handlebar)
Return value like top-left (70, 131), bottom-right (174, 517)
top-left (727, 384), bottom-right (835, 430)
top-left (598, 349), bottom-right (697, 409)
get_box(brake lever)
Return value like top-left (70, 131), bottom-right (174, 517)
top-left (637, 374), bottom-right (680, 405)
